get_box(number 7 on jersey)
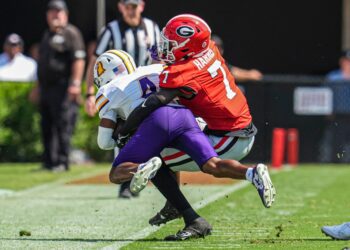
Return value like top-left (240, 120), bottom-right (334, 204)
top-left (208, 60), bottom-right (236, 99)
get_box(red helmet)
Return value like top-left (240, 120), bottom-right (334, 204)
top-left (158, 14), bottom-right (211, 63)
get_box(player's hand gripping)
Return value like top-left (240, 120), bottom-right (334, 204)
top-left (115, 133), bottom-right (130, 149)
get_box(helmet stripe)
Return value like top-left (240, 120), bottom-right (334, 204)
top-left (107, 50), bottom-right (135, 74)
top-left (118, 50), bottom-right (137, 70)
top-left (168, 14), bottom-right (212, 33)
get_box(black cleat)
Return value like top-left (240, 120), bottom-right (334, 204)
top-left (164, 217), bottom-right (212, 241)
top-left (149, 201), bottom-right (182, 226)
top-left (119, 182), bottom-right (139, 199)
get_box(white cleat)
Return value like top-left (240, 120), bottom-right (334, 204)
top-left (252, 163), bottom-right (276, 208)
top-left (130, 157), bottom-right (162, 194)
top-left (322, 222), bottom-right (350, 240)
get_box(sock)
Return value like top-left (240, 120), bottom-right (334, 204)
top-left (245, 168), bottom-right (253, 182)
top-left (151, 164), bottom-right (200, 225)
top-left (182, 208), bottom-right (200, 225)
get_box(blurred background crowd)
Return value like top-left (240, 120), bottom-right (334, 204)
top-left (0, 0), bottom-right (349, 171)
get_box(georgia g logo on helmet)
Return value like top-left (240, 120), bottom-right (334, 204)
top-left (176, 26), bottom-right (195, 38)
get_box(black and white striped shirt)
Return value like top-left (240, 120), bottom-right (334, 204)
top-left (95, 18), bottom-right (160, 66)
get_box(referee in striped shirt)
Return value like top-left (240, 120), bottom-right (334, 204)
top-left (85, 0), bottom-right (160, 198)
top-left (85, 0), bottom-right (160, 115)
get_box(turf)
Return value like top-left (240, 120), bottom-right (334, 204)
top-left (0, 183), bottom-right (227, 249)
top-left (0, 165), bottom-right (350, 250)
top-left (124, 165), bottom-right (350, 250)
top-left (0, 163), bottom-right (110, 190)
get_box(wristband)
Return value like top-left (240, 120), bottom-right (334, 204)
top-left (70, 80), bottom-right (81, 87)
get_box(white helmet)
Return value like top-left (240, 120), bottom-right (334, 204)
top-left (93, 50), bottom-right (136, 88)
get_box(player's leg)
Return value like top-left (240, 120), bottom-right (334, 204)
top-left (201, 157), bottom-right (276, 208)
top-left (56, 97), bottom-right (78, 171)
top-left (145, 108), bottom-right (216, 240)
top-left (124, 107), bottom-right (212, 240)
top-left (200, 135), bottom-right (275, 208)
top-left (113, 147), bottom-right (135, 199)
top-left (150, 128), bottom-right (255, 225)
top-left (39, 99), bottom-right (54, 170)
top-left (148, 169), bottom-right (182, 226)
top-left (110, 107), bottom-right (209, 237)
top-left (166, 128), bottom-right (276, 208)
top-left (108, 119), bottom-right (168, 185)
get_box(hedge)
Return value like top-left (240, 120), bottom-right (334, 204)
top-left (0, 82), bottom-right (113, 162)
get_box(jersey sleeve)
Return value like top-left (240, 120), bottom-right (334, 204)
top-left (159, 65), bottom-right (200, 96)
top-left (96, 85), bottom-right (126, 121)
top-left (69, 26), bottom-right (86, 60)
top-left (96, 93), bottom-right (112, 119)
top-left (100, 109), bottom-right (117, 122)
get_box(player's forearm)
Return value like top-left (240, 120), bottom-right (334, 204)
top-left (120, 88), bottom-right (180, 135)
top-left (70, 59), bottom-right (85, 86)
top-left (97, 126), bottom-right (116, 150)
top-left (119, 94), bottom-right (164, 135)
top-left (85, 55), bottom-right (97, 95)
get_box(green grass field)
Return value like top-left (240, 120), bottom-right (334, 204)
top-left (0, 164), bottom-right (349, 249)
top-left (0, 163), bottom-right (110, 190)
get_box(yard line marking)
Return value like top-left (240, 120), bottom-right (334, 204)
top-left (0, 189), bottom-right (14, 196)
top-left (102, 181), bottom-right (251, 250)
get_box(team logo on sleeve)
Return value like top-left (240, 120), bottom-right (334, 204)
top-left (96, 61), bottom-right (106, 77)
top-left (176, 26), bottom-right (195, 38)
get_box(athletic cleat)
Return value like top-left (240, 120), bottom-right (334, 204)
top-left (252, 164), bottom-right (276, 208)
top-left (118, 182), bottom-right (139, 199)
top-left (164, 217), bottom-right (212, 241)
top-left (130, 157), bottom-right (162, 194)
top-left (322, 222), bottom-right (350, 240)
top-left (149, 201), bottom-right (182, 226)
top-left (118, 185), bottom-right (132, 199)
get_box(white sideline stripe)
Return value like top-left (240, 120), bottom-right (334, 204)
top-left (0, 189), bottom-right (14, 196)
top-left (102, 181), bottom-right (250, 250)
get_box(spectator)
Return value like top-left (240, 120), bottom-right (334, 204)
top-left (0, 33), bottom-right (37, 82)
top-left (326, 50), bottom-right (350, 81)
top-left (212, 35), bottom-right (263, 82)
top-left (84, 0), bottom-right (160, 198)
top-left (29, 43), bottom-right (40, 62)
top-left (29, 0), bottom-right (86, 172)
top-left (319, 50), bottom-right (350, 163)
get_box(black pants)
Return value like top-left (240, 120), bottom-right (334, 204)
top-left (319, 116), bottom-right (350, 163)
top-left (39, 86), bottom-right (78, 169)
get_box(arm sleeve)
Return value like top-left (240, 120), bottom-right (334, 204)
top-left (119, 94), bottom-right (164, 135)
top-left (97, 126), bottom-right (116, 150)
top-left (99, 108), bottom-right (117, 122)
top-left (159, 66), bottom-right (200, 97)
top-left (120, 88), bottom-right (181, 135)
top-left (96, 94), bottom-right (111, 117)
top-left (69, 27), bottom-right (86, 60)
top-left (97, 108), bottom-right (118, 150)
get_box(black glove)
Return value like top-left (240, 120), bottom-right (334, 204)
top-left (115, 133), bottom-right (131, 149)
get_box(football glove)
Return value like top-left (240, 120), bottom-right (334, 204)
top-left (149, 45), bottom-right (160, 61)
top-left (115, 133), bottom-right (131, 149)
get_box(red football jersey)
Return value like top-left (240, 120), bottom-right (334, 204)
top-left (159, 41), bottom-right (252, 131)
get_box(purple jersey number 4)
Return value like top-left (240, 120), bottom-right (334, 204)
top-left (139, 77), bottom-right (157, 98)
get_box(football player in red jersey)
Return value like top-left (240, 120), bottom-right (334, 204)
top-left (117, 14), bottom-right (276, 239)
